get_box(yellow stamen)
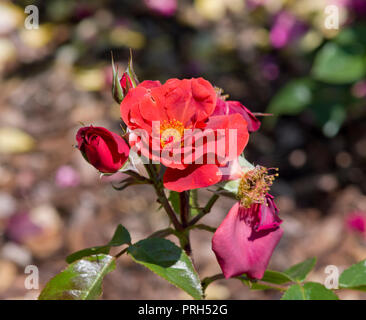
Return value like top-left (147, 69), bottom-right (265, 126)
top-left (160, 119), bottom-right (185, 148)
top-left (237, 166), bottom-right (278, 208)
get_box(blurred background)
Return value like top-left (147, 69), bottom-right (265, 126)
top-left (0, 0), bottom-right (366, 300)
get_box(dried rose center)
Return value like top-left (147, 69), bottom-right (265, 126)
top-left (160, 119), bottom-right (185, 148)
top-left (237, 166), bottom-right (278, 209)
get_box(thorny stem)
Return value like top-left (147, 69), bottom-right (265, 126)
top-left (114, 247), bottom-right (128, 259)
top-left (180, 191), bottom-right (190, 227)
top-left (124, 170), bottom-right (151, 183)
top-left (201, 274), bottom-right (225, 292)
top-left (128, 163), bottom-right (220, 259)
top-left (189, 224), bottom-right (216, 233)
top-left (145, 162), bottom-right (183, 232)
top-left (144, 162), bottom-right (194, 256)
top-left (179, 191), bottom-right (192, 256)
top-left (188, 193), bottom-right (220, 226)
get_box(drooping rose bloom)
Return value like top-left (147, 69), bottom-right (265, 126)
top-left (212, 97), bottom-right (261, 132)
top-left (212, 165), bottom-right (283, 279)
top-left (76, 126), bottom-right (130, 173)
top-left (120, 78), bottom-right (249, 192)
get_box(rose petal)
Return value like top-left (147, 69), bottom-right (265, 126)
top-left (163, 164), bottom-right (221, 192)
top-left (213, 98), bottom-right (261, 132)
top-left (212, 202), bottom-right (283, 279)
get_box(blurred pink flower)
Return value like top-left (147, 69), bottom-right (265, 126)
top-left (270, 11), bottom-right (307, 49)
top-left (55, 165), bottom-right (80, 188)
top-left (144, 0), bottom-right (177, 17)
top-left (5, 212), bottom-right (42, 244)
top-left (346, 211), bottom-right (366, 235)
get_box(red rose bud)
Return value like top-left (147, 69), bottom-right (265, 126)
top-left (111, 50), bottom-right (140, 104)
top-left (76, 126), bottom-right (130, 174)
top-left (120, 73), bottom-right (133, 96)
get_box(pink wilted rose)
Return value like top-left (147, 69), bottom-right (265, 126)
top-left (212, 166), bottom-right (283, 279)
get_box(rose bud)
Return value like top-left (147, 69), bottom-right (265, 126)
top-left (76, 126), bottom-right (130, 174)
top-left (111, 50), bottom-right (139, 104)
top-left (120, 72), bottom-right (133, 96)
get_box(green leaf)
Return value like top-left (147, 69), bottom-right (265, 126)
top-left (108, 224), bottom-right (131, 246)
top-left (66, 224), bottom-right (131, 263)
top-left (284, 257), bottom-right (316, 282)
top-left (281, 282), bottom-right (339, 300)
top-left (240, 270), bottom-right (292, 290)
top-left (281, 284), bottom-right (304, 300)
top-left (303, 282), bottom-right (339, 300)
top-left (189, 190), bottom-right (200, 217)
top-left (267, 78), bottom-right (314, 116)
top-left (339, 259), bottom-right (366, 289)
top-left (312, 42), bottom-right (365, 84)
top-left (127, 238), bottom-right (203, 300)
top-left (261, 270), bottom-right (293, 284)
top-left (168, 191), bottom-right (180, 214)
top-left (39, 254), bottom-right (115, 300)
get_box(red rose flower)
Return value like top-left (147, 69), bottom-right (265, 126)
top-left (120, 78), bottom-right (249, 192)
top-left (76, 126), bottom-right (130, 173)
